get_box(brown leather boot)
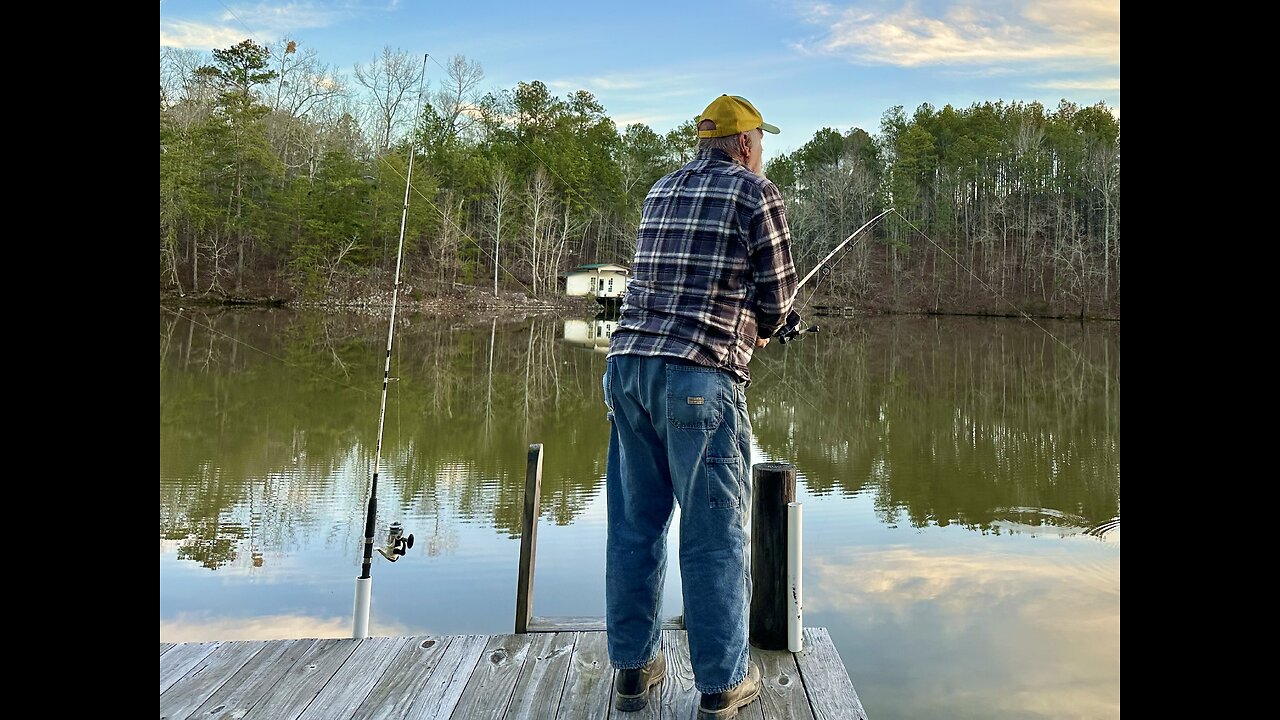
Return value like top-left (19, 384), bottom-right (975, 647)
top-left (613, 653), bottom-right (667, 712)
top-left (697, 662), bottom-right (761, 718)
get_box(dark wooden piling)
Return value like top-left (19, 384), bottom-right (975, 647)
top-left (750, 462), bottom-right (796, 651)
top-left (514, 443), bottom-right (543, 635)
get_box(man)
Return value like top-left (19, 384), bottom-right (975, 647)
top-left (604, 94), bottom-right (799, 719)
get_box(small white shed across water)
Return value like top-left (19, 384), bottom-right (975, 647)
top-left (565, 263), bottom-right (629, 303)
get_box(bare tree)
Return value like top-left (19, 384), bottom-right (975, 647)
top-left (314, 98), bottom-right (373, 162)
top-left (788, 155), bottom-right (878, 303)
top-left (522, 167), bottom-right (555, 296)
top-left (488, 164), bottom-right (514, 296)
top-left (324, 237), bottom-right (361, 295)
top-left (353, 46), bottom-right (419, 153)
top-left (259, 39), bottom-right (349, 181)
top-left (545, 201), bottom-right (582, 295)
top-left (431, 54), bottom-right (485, 143)
top-left (206, 232), bottom-right (234, 294)
top-left (1045, 221), bottom-right (1100, 317)
top-left (432, 190), bottom-right (465, 291)
top-left (1085, 140), bottom-right (1120, 302)
top-left (160, 47), bottom-right (215, 126)
top-left (264, 38), bottom-right (344, 119)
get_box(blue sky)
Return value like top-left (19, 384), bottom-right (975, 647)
top-left (159, 0), bottom-right (1120, 160)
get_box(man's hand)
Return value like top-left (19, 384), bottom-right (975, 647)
top-left (755, 337), bottom-right (770, 349)
top-left (776, 310), bottom-right (803, 344)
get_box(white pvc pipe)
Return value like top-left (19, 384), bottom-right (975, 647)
top-left (353, 576), bottom-right (372, 639)
top-left (787, 502), bottom-right (803, 652)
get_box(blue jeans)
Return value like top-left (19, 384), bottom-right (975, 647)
top-left (603, 354), bottom-right (752, 694)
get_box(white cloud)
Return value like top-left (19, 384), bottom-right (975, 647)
top-left (1029, 77), bottom-right (1120, 91)
top-left (795, 0), bottom-right (1120, 67)
top-left (159, 2), bottom-right (363, 51)
top-left (160, 20), bottom-right (256, 51)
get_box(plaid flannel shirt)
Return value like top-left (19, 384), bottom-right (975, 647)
top-left (608, 148), bottom-right (798, 384)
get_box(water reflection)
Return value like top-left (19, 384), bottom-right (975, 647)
top-left (161, 310), bottom-right (1118, 562)
top-left (747, 316), bottom-right (1120, 533)
top-left (160, 309), bottom-right (607, 561)
top-left (808, 531), bottom-right (1119, 719)
top-left (562, 318), bottom-right (619, 353)
top-left (160, 611), bottom-right (363, 643)
top-left (160, 308), bottom-right (1119, 720)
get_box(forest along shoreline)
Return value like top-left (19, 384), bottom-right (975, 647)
top-left (163, 44), bottom-right (1119, 327)
top-left (160, 281), bottom-right (600, 322)
top-left (159, 279), bottom-right (1119, 323)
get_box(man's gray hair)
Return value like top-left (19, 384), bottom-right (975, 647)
top-left (697, 131), bottom-right (749, 163)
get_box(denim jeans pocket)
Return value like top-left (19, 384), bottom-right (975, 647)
top-left (706, 455), bottom-right (742, 508)
top-left (665, 364), bottom-right (725, 429)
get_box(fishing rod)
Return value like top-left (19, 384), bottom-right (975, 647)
top-left (352, 53), bottom-right (429, 640)
top-left (776, 207), bottom-right (894, 344)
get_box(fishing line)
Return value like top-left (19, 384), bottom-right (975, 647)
top-left (788, 208), bottom-right (895, 324)
top-left (755, 204), bottom-right (1097, 422)
top-left (889, 209), bottom-right (1081, 361)
top-left (749, 210), bottom-right (894, 415)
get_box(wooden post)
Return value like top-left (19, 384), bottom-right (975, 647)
top-left (515, 443), bottom-right (543, 634)
top-left (749, 461), bottom-right (795, 650)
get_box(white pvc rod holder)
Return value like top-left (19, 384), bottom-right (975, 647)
top-left (353, 577), bottom-right (372, 639)
top-left (787, 502), bottom-right (803, 652)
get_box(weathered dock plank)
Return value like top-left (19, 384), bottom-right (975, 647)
top-left (526, 616), bottom-right (685, 633)
top-left (502, 631), bottom-right (577, 720)
top-left (795, 628), bottom-right (867, 720)
top-left (297, 635), bottom-right (413, 720)
top-left (345, 635), bottom-right (449, 720)
top-left (653, 629), bottom-right (699, 720)
top-left (554, 630), bottom-right (613, 720)
top-left (185, 638), bottom-right (321, 720)
top-left (449, 633), bottom-right (538, 719)
top-left (160, 639), bottom-right (268, 720)
top-left (360, 634), bottom-right (484, 720)
top-left (242, 638), bottom-right (358, 720)
top-left (755, 646), bottom-right (814, 720)
top-left (406, 634), bottom-right (493, 720)
top-left (158, 628), bottom-right (865, 719)
top-left (160, 641), bottom-right (223, 695)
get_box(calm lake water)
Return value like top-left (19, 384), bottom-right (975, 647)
top-left (159, 306), bottom-right (1120, 720)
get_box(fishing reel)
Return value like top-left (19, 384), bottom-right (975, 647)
top-left (376, 521), bottom-right (415, 561)
top-left (776, 310), bottom-right (820, 345)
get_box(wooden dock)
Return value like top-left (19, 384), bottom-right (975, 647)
top-left (160, 627), bottom-right (867, 719)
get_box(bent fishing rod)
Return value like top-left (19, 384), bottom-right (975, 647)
top-left (352, 53), bottom-right (429, 640)
top-left (776, 207), bottom-right (894, 344)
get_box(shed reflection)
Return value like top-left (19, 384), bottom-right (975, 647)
top-left (562, 318), bottom-right (618, 353)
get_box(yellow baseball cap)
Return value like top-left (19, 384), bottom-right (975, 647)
top-left (696, 95), bottom-right (781, 138)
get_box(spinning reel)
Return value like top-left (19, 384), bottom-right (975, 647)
top-left (376, 521), bottom-right (415, 561)
top-left (776, 310), bottom-right (820, 344)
